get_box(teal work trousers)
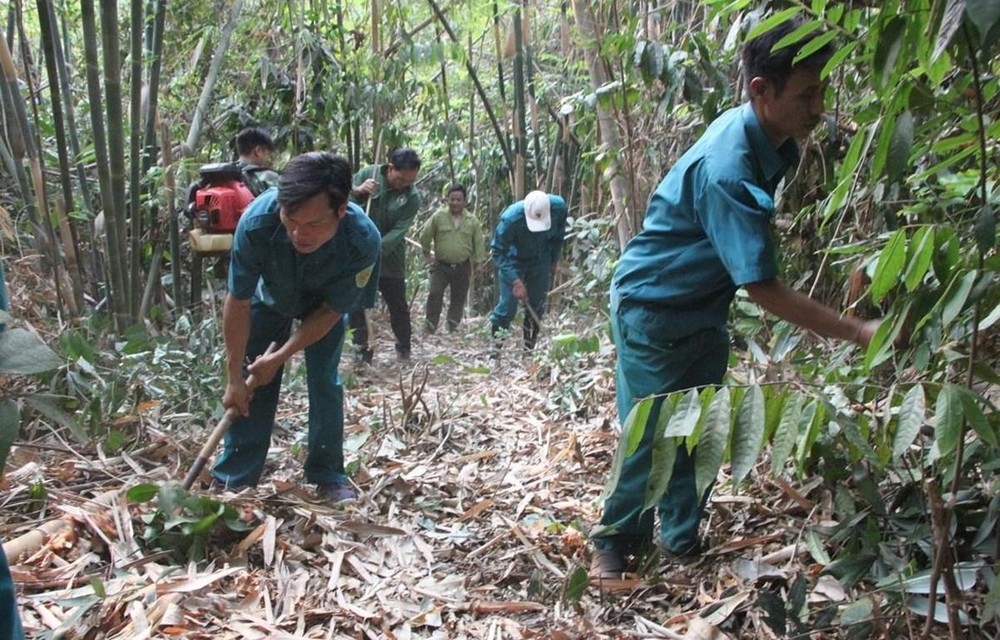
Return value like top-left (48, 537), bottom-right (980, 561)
top-left (595, 311), bottom-right (728, 555)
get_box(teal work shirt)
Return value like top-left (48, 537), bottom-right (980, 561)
top-left (350, 164), bottom-right (422, 278)
top-left (612, 103), bottom-right (798, 340)
top-left (418, 207), bottom-right (488, 265)
top-left (491, 195), bottom-right (567, 283)
top-left (228, 189), bottom-right (381, 318)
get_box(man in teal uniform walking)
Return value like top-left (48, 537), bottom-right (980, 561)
top-left (348, 148), bottom-right (422, 362)
top-left (591, 19), bottom-right (883, 577)
top-left (490, 190), bottom-right (567, 350)
top-left (419, 184), bottom-right (487, 333)
top-left (213, 152), bottom-right (381, 504)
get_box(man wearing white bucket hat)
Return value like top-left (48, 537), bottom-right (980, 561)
top-left (489, 190), bottom-right (568, 350)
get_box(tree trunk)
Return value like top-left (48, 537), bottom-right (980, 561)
top-left (571, 0), bottom-right (633, 247)
top-left (129, 0), bottom-right (144, 319)
top-left (184, 0), bottom-right (244, 156)
top-left (512, 6), bottom-right (526, 198)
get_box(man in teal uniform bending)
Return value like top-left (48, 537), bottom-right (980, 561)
top-left (591, 19), bottom-right (882, 578)
top-left (348, 148), bottom-right (423, 362)
top-left (419, 184), bottom-right (487, 333)
top-left (489, 190), bottom-right (567, 350)
top-left (213, 152), bottom-right (381, 504)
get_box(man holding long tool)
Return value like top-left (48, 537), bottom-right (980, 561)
top-left (347, 148), bottom-right (423, 363)
top-left (212, 152), bottom-right (381, 504)
top-left (489, 190), bottom-right (567, 351)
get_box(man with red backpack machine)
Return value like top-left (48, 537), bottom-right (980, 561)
top-left (235, 126), bottom-right (281, 197)
top-left (212, 152), bottom-right (380, 504)
top-left (591, 18), bottom-right (884, 578)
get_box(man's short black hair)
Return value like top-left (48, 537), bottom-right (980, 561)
top-left (389, 148), bottom-right (421, 171)
top-left (278, 152), bottom-right (351, 215)
top-left (446, 183), bottom-right (467, 198)
top-left (742, 17), bottom-right (833, 96)
top-left (236, 127), bottom-right (276, 157)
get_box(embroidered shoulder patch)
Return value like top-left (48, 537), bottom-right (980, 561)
top-left (355, 265), bottom-right (374, 289)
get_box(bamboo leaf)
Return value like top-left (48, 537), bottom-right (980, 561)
top-left (873, 15), bottom-right (907, 90)
top-left (731, 385), bottom-right (765, 489)
top-left (975, 204), bottom-right (996, 255)
top-left (793, 30), bottom-right (839, 66)
top-left (979, 298), bottom-right (1000, 331)
top-left (696, 387), bottom-right (730, 502)
top-left (885, 110), bottom-right (914, 183)
top-left (933, 0), bottom-right (967, 62)
top-left (795, 401), bottom-right (825, 470)
top-left (871, 230), bottom-right (907, 303)
top-left (820, 40), bottom-right (857, 79)
top-left (773, 20), bottom-right (822, 52)
top-left (893, 384), bottom-right (926, 460)
top-left (746, 8), bottom-right (803, 44)
top-left (664, 389), bottom-right (701, 438)
top-left (903, 226), bottom-right (935, 292)
top-left (564, 567), bottom-right (589, 603)
top-left (934, 384), bottom-right (962, 458)
top-left (771, 393), bottom-right (803, 476)
top-left (0, 399), bottom-right (18, 473)
top-left (941, 270), bottom-right (977, 327)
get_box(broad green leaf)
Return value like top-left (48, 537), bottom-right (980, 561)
top-left (893, 384), bottom-right (926, 460)
top-left (932, 0), bottom-right (966, 62)
top-left (958, 387), bottom-right (998, 449)
top-left (934, 384), bottom-right (963, 458)
top-left (695, 387), bottom-right (730, 502)
top-left (564, 567), bottom-right (589, 603)
top-left (885, 110), bottom-right (914, 184)
top-left (644, 433), bottom-right (678, 511)
top-left (975, 204), bottom-right (996, 255)
top-left (601, 397), bottom-right (654, 501)
top-left (771, 393), bottom-right (803, 476)
top-left (873, 15), bottom-right (907, 90)
top-left (979, 298), bottom-right (1000, 331)
top-left (864, 306), bottom-right (908, 370)
top-left (23, 395), bottom-right (88, 443)
top-left (966, 0), bottom-right (1000, 45)
top-left (871, 230), bottom-right (907, 303)
top-left (664, 389), bottom-right (701, 438)
top-left (903, 226), bottom-right (935, 292)
top-left (746, 8), bottom-right (803, 44)
top-left (795, 401), bottom-right (825, 470)
top-left (125, 483), bottom-right (161, 503)
top-left (0, 328), bottom-right (63, 374)
top-left (941, 270), bottom-right (977, 327)
top-left (731, 385), bottom-right (765, 488)
top-left (0, 399), bottom-right (19, 473)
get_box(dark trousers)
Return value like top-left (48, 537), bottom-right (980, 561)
top-left (349, 276), bottom-right (412, 355)
top-left (0, 538), bottom-right (24, 640)
top-left (213, 301), bottom-right (348, 488)
top-left (489, 262), bottom-right (549, 349)
top-left (594, 314), bottom-right (729, 556)
top-left (425, 260), bottom-right (472, 333)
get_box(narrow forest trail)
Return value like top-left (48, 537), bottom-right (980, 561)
top-left (2, 291), bottom-right (884, 639)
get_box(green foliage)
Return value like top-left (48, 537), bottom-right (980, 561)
top-left (128, 482), bottom-right (253, 562)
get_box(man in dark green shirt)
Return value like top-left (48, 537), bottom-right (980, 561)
top-left (348, 148), bottom-right (423, 362)
top-left (235, 127), bottom-right (281, 197)
top-left (419, 184), bottom-right (487, 333)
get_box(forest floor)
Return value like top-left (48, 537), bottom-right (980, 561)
top-left (0, 269), bottom-right (945, 639)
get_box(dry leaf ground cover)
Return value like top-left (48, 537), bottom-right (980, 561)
top-left (0, 280), bottom-right (939, 639)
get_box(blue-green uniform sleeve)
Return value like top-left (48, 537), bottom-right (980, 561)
top-left (227, 193), bottom-right (274, 300)
top-left (327, 202), bottom-right (382, 313)
top-left (490, 203), bottom-right (523, 283)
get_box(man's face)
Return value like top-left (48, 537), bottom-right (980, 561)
top-left (753, 66), bottom-right (826, 146)
top-left (280, 192), bottom-right (343, 254)
top-left (386, 165), bottom-right (418, 191)
top-left (447, 190), bottom-right (466, 216)
top-left (251, 146), bottom-right (274, 167)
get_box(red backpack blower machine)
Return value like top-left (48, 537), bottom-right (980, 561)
top-left (184, 162), bottom-right (255, 253)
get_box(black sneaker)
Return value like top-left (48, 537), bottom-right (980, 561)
top-left (590, 548), bottom-right (628, 580)
top-left (316, 481), bottom-right (357, 505)
top-left (356, 348), bottom-right (374, 365)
